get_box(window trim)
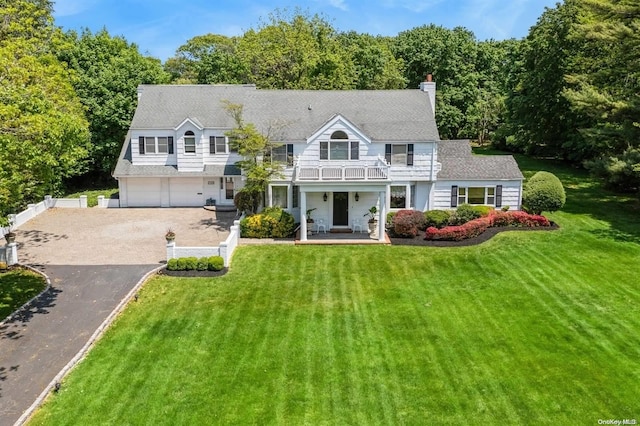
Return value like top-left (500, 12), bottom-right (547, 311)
top-left (184, 131), bottom-right (196, 154)
top-left (138, 136), bottom-right (174, 155)
top-left (452, 186), bottom-right (501, 206)
top-left (210, 136), bottom-right (227, 154)
top-left (319, 140), bottom-right (359, 161)
top-left (385, 144), bottom-right (414, 166)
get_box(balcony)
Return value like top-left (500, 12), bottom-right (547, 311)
top-left (294, 158), bottom-right (390, 182)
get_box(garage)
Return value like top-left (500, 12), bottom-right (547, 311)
top-left (169, 177), bottom-right (204, 206)
top-left (126, 178), bottom-right (162, 207)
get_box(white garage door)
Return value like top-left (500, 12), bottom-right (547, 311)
top-left (170, 178), bottom-right (203, 206)
top-left (127, 178), bottom-right (161, 207)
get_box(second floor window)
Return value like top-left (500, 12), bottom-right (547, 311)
top-left (319, 141), bottom-right (359, 160)
top-left (269, 144), bottom-right (294, 166)
top-left (210, 136), bottom-right (227, 154)
top-left (184, 131), bottom-right (196, 154)
top-left (138, 136), bottom-right (173, 154)
top-left (385, 144), bottom-right (414, 166)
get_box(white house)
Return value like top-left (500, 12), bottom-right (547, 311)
top-left (113, 78), bottom-right (523, 241)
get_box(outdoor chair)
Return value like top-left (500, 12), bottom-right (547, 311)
top-left (352, 218), bottom-right (364, 233)
top-left (316, 218), bottom-right (327, 233)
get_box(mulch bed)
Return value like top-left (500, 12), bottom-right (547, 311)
top-left (157, 268), bottom-right (228, 278)
top-left (389, 222), bottom-right (559, 247)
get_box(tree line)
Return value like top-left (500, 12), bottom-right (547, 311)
top-left (1, 1), bottom-right (637, 218)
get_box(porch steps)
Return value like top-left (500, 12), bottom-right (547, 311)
top-left (330, 228), bottom-right (353, 233)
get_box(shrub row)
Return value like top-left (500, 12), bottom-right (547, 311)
top-left (167, 256), bottom-right (224, 271)
top-left (240, 207), bottom-right (295, 238)
top-left (391, 205), bottom-right (499, 238)
top-left (425, 211), bottom-right (551, 241)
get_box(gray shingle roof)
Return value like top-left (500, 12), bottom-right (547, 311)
top-left (130, 84), bottom-right (439, 142)
top-left (437, 140), bottom-right (524, 180)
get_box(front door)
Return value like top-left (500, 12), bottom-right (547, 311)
top-left (333, 192), bottom-right (349, 226)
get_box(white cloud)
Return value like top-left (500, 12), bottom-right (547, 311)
top-left (328, 0), bottom-right (349, 11)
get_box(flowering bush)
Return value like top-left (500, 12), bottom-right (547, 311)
top-left (424, 211), bottom-right (551, 241)
top-left (392, 209), bottom-right (427, 237)
top-left (240, 207), bottom-right (295, 238)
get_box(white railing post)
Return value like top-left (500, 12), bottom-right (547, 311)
top-left (97, 195), bottom-right (105, 208)
top-left (7, 242), bottom-right (18, 265)
top-left (166, 241), bottom-right (176, 260)
top-left (80, 195), bottom-right (88, 208)
top-left (45, 195), bottom-right (52, 209)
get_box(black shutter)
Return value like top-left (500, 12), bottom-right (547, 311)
top-left (210, 136), bottom-right (216, 154)
top-left (350, 141), bottom-right (359, 160)
top-left (139, 136), bottom-right (145, 154)
top-left (168, 136), bottom-right (174, 154)
top-left (385, 144), bottom-right (392, 164)
top-left (496, 185), bottom-right (503, 207)
top-left (407, 144), bottom-right (414, 166)
top-left (451, 185), bottom-right (458, 208)
top-left (287, 144), bottom-right (294, 166)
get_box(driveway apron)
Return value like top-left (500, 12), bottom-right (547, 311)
top-left (0, 264), bottom-right (155, 425)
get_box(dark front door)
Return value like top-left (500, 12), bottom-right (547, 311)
top-left (333, 192), bottom-right (349, 226)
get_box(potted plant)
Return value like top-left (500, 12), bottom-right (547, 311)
top-left (1, 216), bottom-right (16, 244)
top-left (165, 228), bottom-right (176, 243)
top-left (364, 206), bottom-right (378, 234)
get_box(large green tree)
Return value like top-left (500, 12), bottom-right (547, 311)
top-left (57, 28), bottom-right (169, 179)
top-left (0, 0), bottom-right (90, 216)
top-left (165, 34), bottom-right (248, 84)
top-left (393, 25), bottom-right (481, 139)
top-left (564, 0), bottom-right (640, 191)
top-left (237, 10), bottom-right (355, 89)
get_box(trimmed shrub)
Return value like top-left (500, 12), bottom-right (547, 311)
top-left (472, 205), bottom-right (494, 217)
top-left (424, 210), bottom-right (452, 229)
top-left (184, 257), bottom-right (198, 270)
top-left (392, 209), bottom-right (427, 237)
top-left (449, 204), bottom-right (482, 225)
top-left (196, 257), bottom-right (209, 271)
top-left (176, 258), bottom-right (188, 271)
top-left (522, 171), bottom-right (566, 214)
top-left (492, 211), bottom-right (550, 227)
top-left (425, 216), bottom-right (493, 241)
top-left (386, 211), bottom-right (396, 226)
top-left (208, 256), bottom-right (224, 271)
top-left (240, 207), bottom-right (295, 238)
top-left (167, 258), bottom-right (179, 271)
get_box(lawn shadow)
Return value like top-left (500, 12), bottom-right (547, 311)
top-left (0, 285), bottom-right (62, 341)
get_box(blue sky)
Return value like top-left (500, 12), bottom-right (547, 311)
top-left (53, 0), bottom-right (557, 62)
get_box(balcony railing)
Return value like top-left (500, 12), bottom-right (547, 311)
top-left (295, 157), bottom-right (390, 182)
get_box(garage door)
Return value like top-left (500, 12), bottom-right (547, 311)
top-left (170, 178), bottom-right (203, 206)
top-left (127, 178), bottom-right (161, 207)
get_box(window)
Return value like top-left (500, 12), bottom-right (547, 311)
top-left (385, 144), bottom-right (414, 166)
top-left (272, 186), bottom-right (288, 208)
top-left (390, 186), bottom-right (407, 209)
top-left (210, 136), bottom-right (227, 154)
top-left (319, 131), bottom-right (359, 161)
top-left (139, 136), bottom-right (173, 154)
top-left (410, 185), bottom-right (416, 208)
top-left (451, 186), bottom-right (502, 207)
top-left (270, 144), bottom-right (294, 166)
top-left (184, 131), bottom-right (196, 153)
top-left (225, 177), bottom-right (234, 200)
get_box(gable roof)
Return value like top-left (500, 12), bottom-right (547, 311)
top-left (437, 140), bottom-right (524, 180)
top-left (131, 84), bottom-right (439, 142)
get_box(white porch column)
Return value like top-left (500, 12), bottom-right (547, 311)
top-left (378, 190), bottom-right (386, 241)
top-left (300, 190), bottom-right (308, 241)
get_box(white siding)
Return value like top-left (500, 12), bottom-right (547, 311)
top-left (169, 178), bottom-right (204, 206)
top-left (432, 180), bottom-right (522, 211)
top-left (131, 130), bottom-right (178, 166)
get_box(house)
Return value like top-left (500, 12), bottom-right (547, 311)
top-left (113, 78), bottom-right (524, 241)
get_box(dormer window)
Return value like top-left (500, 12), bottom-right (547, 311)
top-left (320, 131), bottom-right (359, 160)
top-left (184, 131), bottom-right (196, 154)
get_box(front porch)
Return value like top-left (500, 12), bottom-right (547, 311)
top-left (295, 228), bottom-right (390, 245)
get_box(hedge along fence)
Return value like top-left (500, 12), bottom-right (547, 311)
top-left (425, 211), bottom-right (551, 241)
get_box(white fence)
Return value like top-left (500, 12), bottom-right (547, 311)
top-left (0, 243), bottom-right (18, 265)
top-left (166, 220), bottom-right (241, 267)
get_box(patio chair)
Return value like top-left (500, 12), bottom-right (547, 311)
top-left (352, 218), bottom-right (364, 233)
top-left (316, 218), bottom-right (327, 233)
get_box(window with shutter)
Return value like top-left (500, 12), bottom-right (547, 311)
top-left (451, 185), bottom-right (458, 207)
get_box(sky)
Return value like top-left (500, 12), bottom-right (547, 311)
top-left (53, 0), bottom-right (558, 62)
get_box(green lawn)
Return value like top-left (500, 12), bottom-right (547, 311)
top-left (64, 188), bottom-right (119, 207)
top-left (29, 157), bottom-right (640, 424)
top-left (0, 268), bottom-right (47, 321)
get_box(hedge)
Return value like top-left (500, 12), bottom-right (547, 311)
top-left (425, 211), bottom-right (551, 241)
top-left (166, 256), bottom-right (225, 271)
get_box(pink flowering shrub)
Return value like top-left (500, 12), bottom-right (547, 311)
top-left (392, 209), bottom-right (427, 237)
top-left (424, 211), bottom-right (550, 241)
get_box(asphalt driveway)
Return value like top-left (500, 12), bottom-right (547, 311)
top-left (15, 208), bottom-right (236, 265)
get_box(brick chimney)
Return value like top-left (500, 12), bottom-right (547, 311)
top-left (419, 74), bottom-right (436, 118)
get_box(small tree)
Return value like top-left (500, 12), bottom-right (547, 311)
top-left (522, 171), bottom-right (566, 215)
top-left (224, 101), bottom-right (286, 214)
